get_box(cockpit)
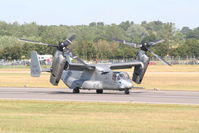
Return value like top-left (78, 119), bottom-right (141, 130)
top-left (112, 72), bottom-right (130, 81)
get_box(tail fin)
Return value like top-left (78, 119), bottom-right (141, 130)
top-left (31, 51), bottom-right (42, 77)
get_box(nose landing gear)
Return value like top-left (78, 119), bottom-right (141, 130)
top-left (124, 89), bottom-right (129, 94)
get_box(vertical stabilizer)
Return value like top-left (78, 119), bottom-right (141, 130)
top-left (31, 51), bottom-right (41, 77)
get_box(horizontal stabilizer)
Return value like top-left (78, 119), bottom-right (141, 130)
top-left (42, 68), bottom-right (51, 72)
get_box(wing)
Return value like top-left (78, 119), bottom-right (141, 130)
top-left (68, 63), bottom-right (96, 71)
top-left (109, 61), bottom-right (144, 70)
top-left (68, 61), bottom-right (143, 71)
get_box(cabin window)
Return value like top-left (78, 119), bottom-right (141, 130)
top-left (112, 72), bottom-right (130, 81)
top-left (112, 73), bottom-right (117, 81)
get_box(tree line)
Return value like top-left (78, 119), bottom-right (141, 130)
top-left (0, 20), bottom-right (199, 60)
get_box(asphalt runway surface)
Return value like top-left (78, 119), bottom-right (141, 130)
top-left (0, 87), bottom-right (199, 105)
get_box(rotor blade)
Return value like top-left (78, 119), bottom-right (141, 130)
top-left (108, 37), bottom-right (124, 43)
top-left (149, 39), bottom-right (165, 46)
top-left (123, 41), bottom-right (142, 48)
top-left (107, 37), bottom-right (141, 48)
top-left (148, 49), bottom-right (171, 66)
top-left (21, 34), bottom-right (91, 69)
top-left (65, 48), bottom-right (93, 70)
top-left (62, 34), bottom-right (76, 47)
top-left (68, 34), bottom-right (76, 42)
top-left (18, 39), bottom-right (56, 47)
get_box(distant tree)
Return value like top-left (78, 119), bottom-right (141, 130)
top-left (86, 42), bottom-right (96, 60)
top-left (0, 21), bottom-right (11, 36)
top-left (119, 21), bottom-right (131, 31)
top-left (169, 39), bottom-right (199, 57)
top-left (184, 39), bottom-right (199, 57)
top-left (21, 22), bottom-right (39, 37)
top-left (106, 24), bottom-right (126, 40)
top-left (94, 40), bottom-right (119, 59)
top-left (0, 20), bottom-right (198, 60)
top-left (142, 31), bottom-right (157, 42)
top-left (97, 22), bottom-right (104, 26)
top-left (1, 46), bottom-right (22, 60)
top-left (186, 27), bottom-right (199, 39)
top-left (10, 46), bottom-right (22, 60)
top-left (141, 21), bottom-right (147, 25)
top-left (181, 26), bottom-right (192, 37)
top-left (152, 43), bottom-right (169, 57)
top-left (89, 22), bottom-right (97, 27)
top-left (126, 24), bottom-right (148, 43)
top-left (0, 49), bottom-right (3, 59)
top-left (21, 43), bottom-right (36, 58)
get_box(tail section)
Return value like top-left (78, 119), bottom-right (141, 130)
top-left (31, 51), bottom-right (42, 77)
top-left (132, 50), bottom-right (150, 84)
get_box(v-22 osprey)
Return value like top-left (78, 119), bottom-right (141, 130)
top-left (19, 35), bottom-right (170, 94)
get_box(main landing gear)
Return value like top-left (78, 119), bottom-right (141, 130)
top-left (73, 88), bottom-right (80, 93)
top-left (96, 89), bottom-right (103, 94)
top-left (124, 89), bottom-right (130, 94)
top-left (72, 88), bottom-right (130, 94)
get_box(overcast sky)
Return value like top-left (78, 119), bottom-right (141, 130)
top-left (0, 0), bottom-right (198, 29)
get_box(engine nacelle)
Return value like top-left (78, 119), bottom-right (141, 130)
top-left (50, 50), bottom-right (67, 86)
top-left (132, 50), bottom-right (150, 84)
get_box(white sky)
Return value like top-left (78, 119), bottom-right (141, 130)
top-left (0, 0), bottom-right (198, 29)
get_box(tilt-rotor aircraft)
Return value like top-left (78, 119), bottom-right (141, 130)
top-left (18, 35), bottom-right (170, 94)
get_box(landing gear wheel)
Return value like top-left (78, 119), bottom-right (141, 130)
top-left (73, 88), bottom-right (80, 93)
top-left (124, 89), bottom-right (130, 94)
top-left (96, 89), bottom-right (103, 94)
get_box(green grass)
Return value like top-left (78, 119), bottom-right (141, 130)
top-left (0, 65), bottom-right (29, 69)
top-left (0, 65), bottom-right (50, 69)
top-left (0, 71), bottom-right (66, 88)
top-left (0, 100), bottom-right (199, 133)
top-left (140, 73), bottom-right (199, 91)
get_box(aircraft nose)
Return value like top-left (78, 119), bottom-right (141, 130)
top-left (120, 80), bottom-right (133, 88)
top-left (126, 82), bottom-right (133, 88)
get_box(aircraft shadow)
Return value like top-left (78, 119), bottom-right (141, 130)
top-left (28, 90), bottom-right (144, 95)
top-left (50, 91), bottom-right (126, 95)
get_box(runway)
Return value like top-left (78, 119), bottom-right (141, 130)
top-left (0, 87), bottom-right (199, 105)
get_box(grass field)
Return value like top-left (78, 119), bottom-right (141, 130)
top-left (0, 67), bottom-right (199, 133)
top-left (0, 100), bottom-right (199, 133)
top-left (0, 68), bottom-right (66, 88)
top-left (0, 65), bottom-right (199, 91)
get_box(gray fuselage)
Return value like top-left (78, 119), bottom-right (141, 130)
top-left (61, 68), bottom-right (133, 90)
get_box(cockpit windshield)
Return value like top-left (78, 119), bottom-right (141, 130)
top-left (112, 72), bottom-right (130, 81)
